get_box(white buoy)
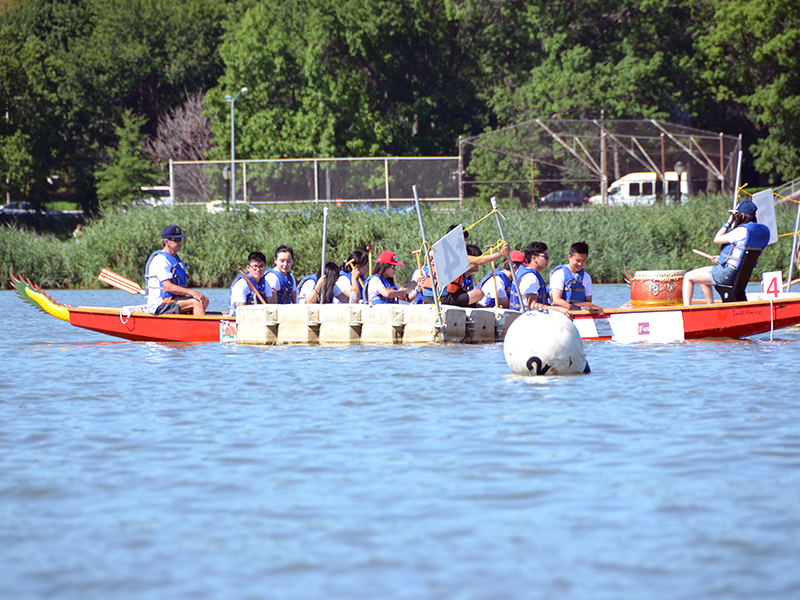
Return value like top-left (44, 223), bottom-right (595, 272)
top-left (503, 309), bottom-right (590, 376)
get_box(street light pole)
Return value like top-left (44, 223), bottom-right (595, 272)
top-left (224, 87), bottom-right (248, 209)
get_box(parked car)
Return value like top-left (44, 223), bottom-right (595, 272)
top-left (539, 190), bottom-right (591, 207)
top-left (0, 201), bottom-right (36, 214)
top-left (0, 201), bottom-right (61, 215)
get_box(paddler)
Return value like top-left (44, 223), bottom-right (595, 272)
top-left (297, 261), bottom-right (341, 304)
top-left (333, 250), bottom-right (369, 303)
top-left (265, 245), bottom-right (298, 304)
top-left (144, 225), bottom-right (209, 315)
top-left (514, 242), bottom-right (571, 315)
top-left (549, 241), bottom-right (603, 315)
top-left (682, 199), bottom-right (770, 305)
top-left (228, 251), bottom-right (272, 315)
top-left (363, 250), bottom-right (417, 304)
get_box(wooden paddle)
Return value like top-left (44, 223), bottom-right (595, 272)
top-left (692, 248), bottom-right (715, 261)
top-left (783, 276), bottom-right (800, 289)
top-left (98, 268), bottom-right (145, 295)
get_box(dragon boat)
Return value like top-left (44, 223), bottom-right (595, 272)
top-left (11, 269), bottom-right (800, 344)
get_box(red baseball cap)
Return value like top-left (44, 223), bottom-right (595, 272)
top-left (505, 250), bottom-right (525, 265)
top-left (377, 250), bottom-right (404, 266)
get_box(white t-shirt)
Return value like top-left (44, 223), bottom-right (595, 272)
top-left (550, 267), bottom-right (593, 298)
top-left (477, 273), bottom-right (508, 307)
top-left (520, 270), bottom-right (551, 297)
top-left (333, 273), bottom-right (355, 304)
top-left (145, 253), bottom-right (176, 314)
top-left (297, 277), bottom-right (316, 304)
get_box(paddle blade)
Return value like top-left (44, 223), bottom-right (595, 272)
top-left (98, 268), bottom-right (145, 295)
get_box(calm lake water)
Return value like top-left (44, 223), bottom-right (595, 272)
top-left (2, 285), bottom-right (800, 600)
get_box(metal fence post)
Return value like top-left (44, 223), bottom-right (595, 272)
top-left (385, 158), bottom-right (390, 210)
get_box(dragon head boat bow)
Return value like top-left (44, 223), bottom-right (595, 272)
top-left (10, 269), bottom-right (72, 322)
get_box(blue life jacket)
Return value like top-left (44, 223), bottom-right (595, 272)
top-left (718, 222), bottom-right (770, 270)
top-left (228, 273), bottom-right (269, 315)
top-left (266, 268), bottom-right (296, 304)
top-left (550, 264), bottom-right (586, 304)
top-left (462, 274), bottom-right (475, 291)
top-left (478, 271), bottom-right (512, 308)
top-left (145, 250), bottom-right (187, 301)
top-left (512, 265), bottom-right (549, 310)
top-left (363, 274), bottom-right (398, 304)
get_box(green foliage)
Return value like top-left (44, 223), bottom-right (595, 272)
top-left (697, 0), bottom-right (800, 183)
top-left (0, 0), bottom-right (226, 208)
top-left (209, 0), bottom-right (491, 160)
top-left (95, 111), bottom-right (160, 210)
top-left (485, 0), bottom-right (704, 123)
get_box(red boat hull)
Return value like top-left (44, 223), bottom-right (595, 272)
top-left (572, 296), bottom-right (800, 341)
top-left (68, 307), bottom-right (235, 343)
top-left (57, 299), bottom-right (800, 343)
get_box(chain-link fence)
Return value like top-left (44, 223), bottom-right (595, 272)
top-left (169, 156), bottom-right (460, 208)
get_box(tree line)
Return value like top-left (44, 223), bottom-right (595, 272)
top-left (2, 0), bottom-right (799, 212)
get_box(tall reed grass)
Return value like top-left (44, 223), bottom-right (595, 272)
top-left (2, 194), bottom-right (798, 291)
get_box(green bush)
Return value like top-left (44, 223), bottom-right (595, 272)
top-left (2, 195), bottom-right (798, 290)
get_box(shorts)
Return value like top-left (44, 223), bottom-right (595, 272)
top-left (423, 289), bottom-right (471, 307)
top-left (710, 263), bottom-right (738, 286)
top-left (154, 301), bottom-right (181, 315)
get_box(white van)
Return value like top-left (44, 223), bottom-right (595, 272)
top-left (590, 171), bottom-right (691, 206)
top-left (135, 186), bottom-right (174, 207)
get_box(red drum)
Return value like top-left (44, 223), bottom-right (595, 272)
top-left (630, 270), bottom-right (685, 307)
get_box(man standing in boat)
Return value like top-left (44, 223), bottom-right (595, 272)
top-left (550, 241), bottom-right (604, 315)
top-left (144, 225), bottom-right (209, 315)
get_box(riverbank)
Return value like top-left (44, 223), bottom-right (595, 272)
top-left (2, 194), bottom-right (797, 289)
